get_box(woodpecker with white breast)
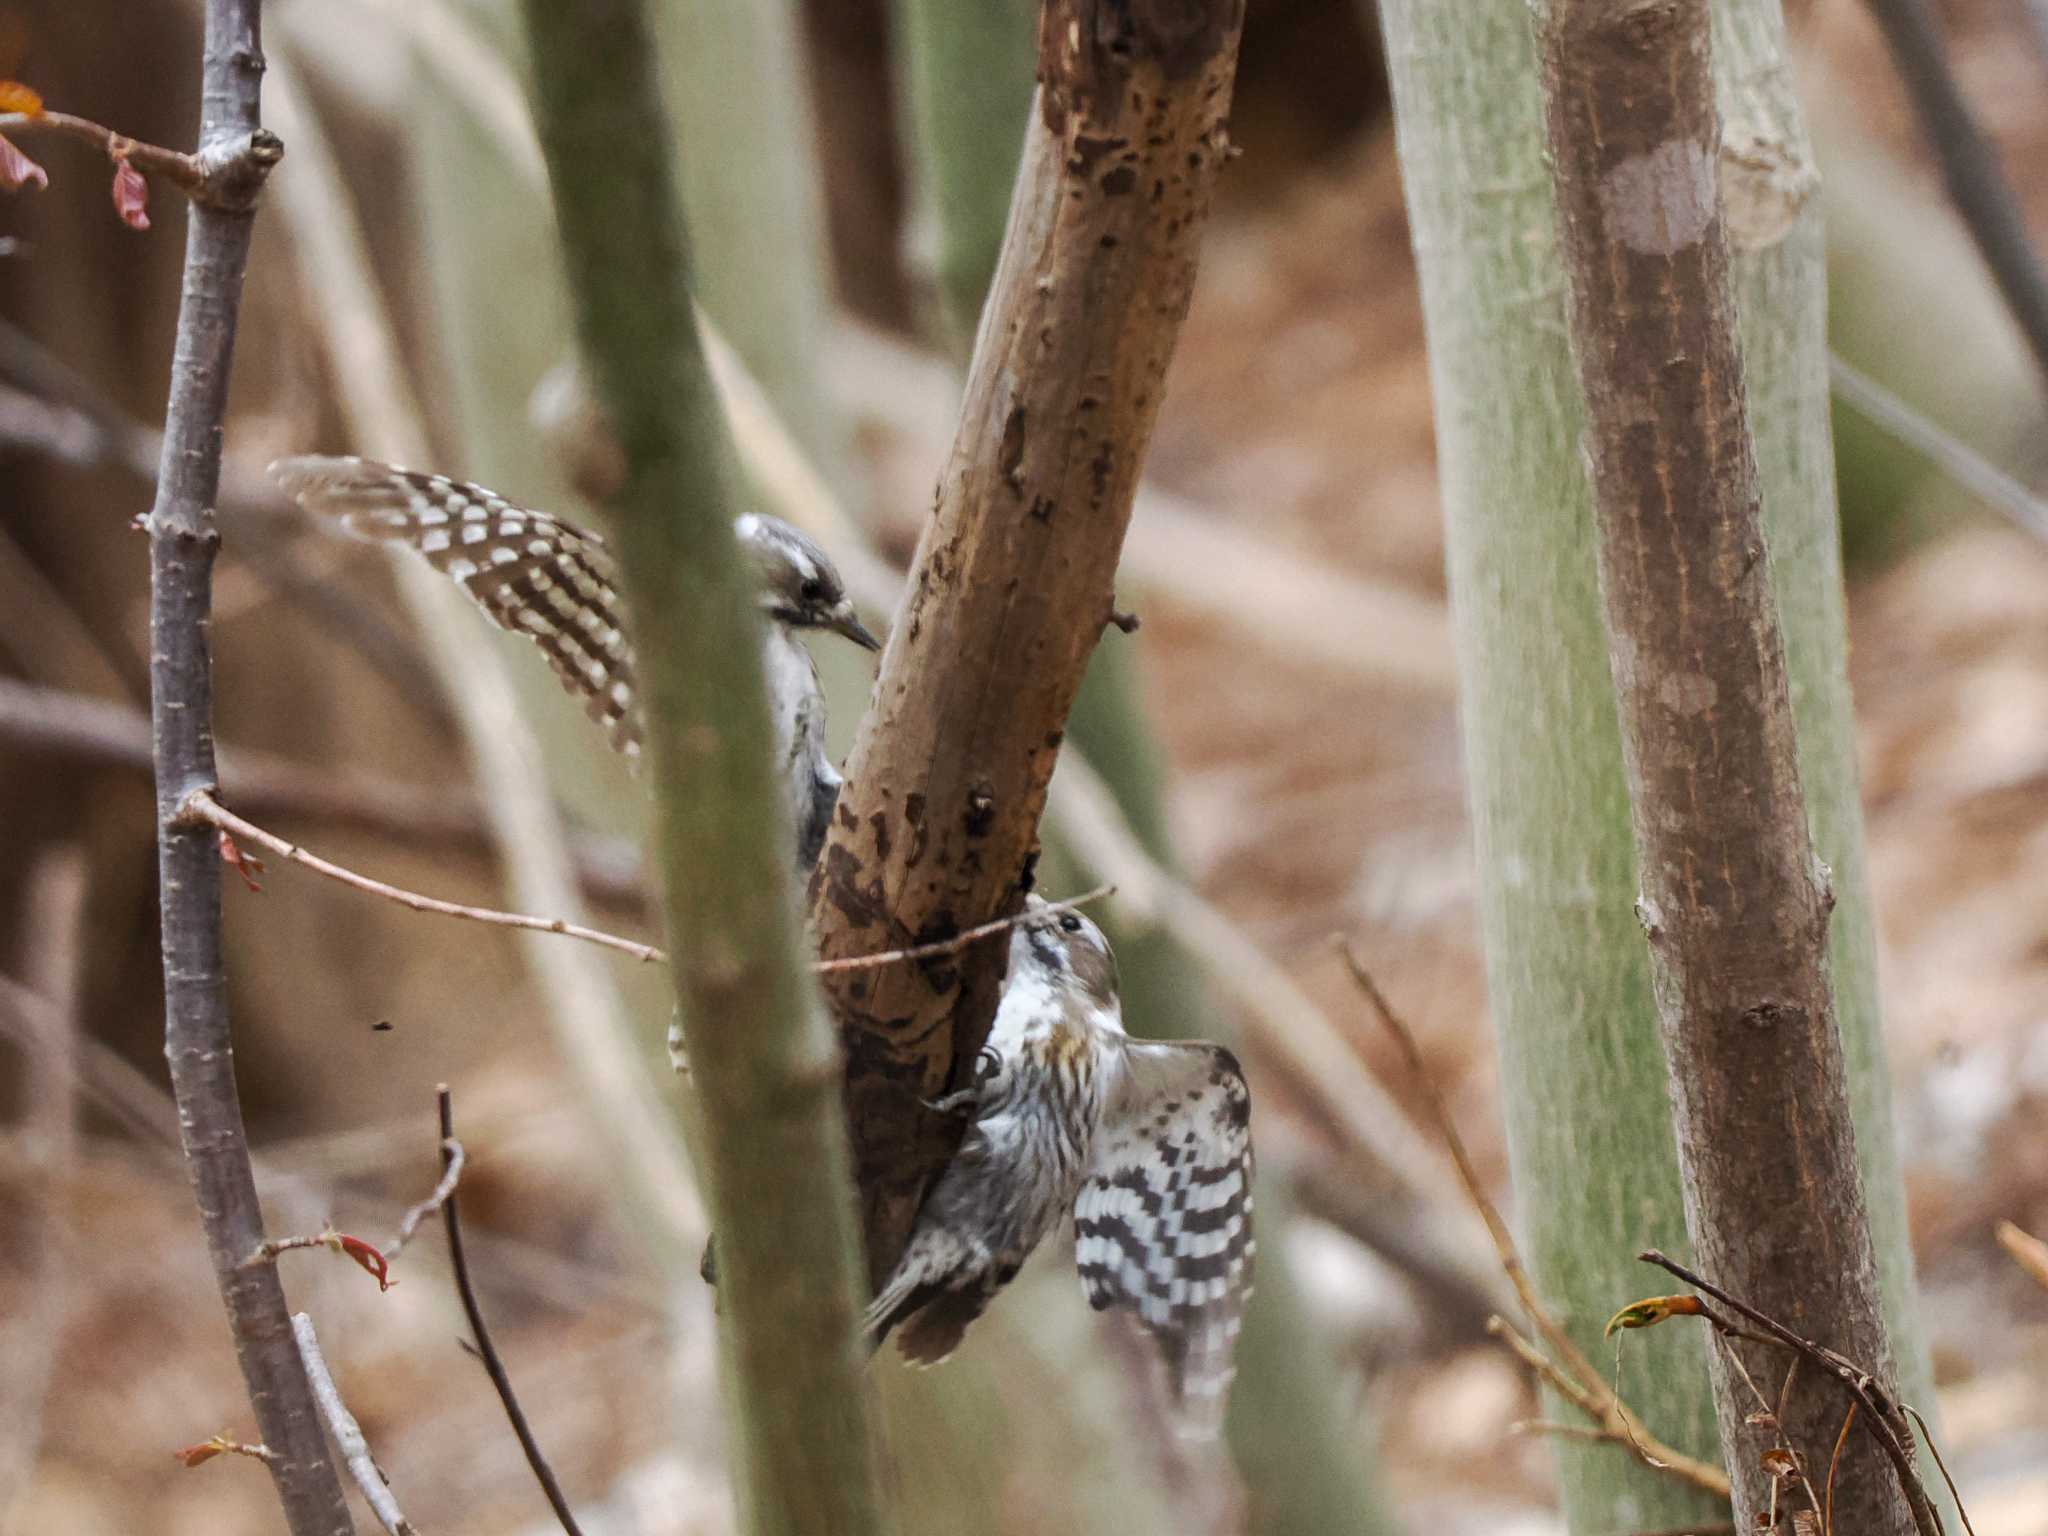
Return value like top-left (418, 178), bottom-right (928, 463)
top-left (867, 898), bottom-right (1257, 1438)
top-left (268, 456), bottom-right (880, 872)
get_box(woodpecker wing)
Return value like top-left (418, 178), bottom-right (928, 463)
top-left (271, 455), bottom-right (642, 756)
top-left (1073, 1039), bottom-right (1255, 1438)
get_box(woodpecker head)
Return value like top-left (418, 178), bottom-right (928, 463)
top-left (733, 512), bottom-right (881, 652)
top-left (1013, 896), bottom-right (1120, 1012)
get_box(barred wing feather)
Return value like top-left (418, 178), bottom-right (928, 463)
top-left (1073, 1039), bottom-right (1255, 1438)
top-left (270, 455), bottom-right (642, 756)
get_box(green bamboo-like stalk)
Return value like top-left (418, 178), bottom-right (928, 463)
top-left (890, 12), bottom-right (1398, 1530)
top-left (653, 0), bottom-right (843, 469)
top-left (518, 5), bottom-right (885, 1533)
top-left (889, 0), bottom-right (1040, 347)
top-left (1377, 0), bottom-right (1939, 1528)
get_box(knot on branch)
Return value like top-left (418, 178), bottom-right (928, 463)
top-left (192, 128), bottom-right (283, 211)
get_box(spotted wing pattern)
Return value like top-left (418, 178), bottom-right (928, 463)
top-left (1073, 1039), bottom-right (1255, 1438)
top-left (271, 455), bottom-right (641, 756)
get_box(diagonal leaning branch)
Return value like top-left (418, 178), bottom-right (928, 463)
top-left (808, 0), bottom-right (1248, 1288)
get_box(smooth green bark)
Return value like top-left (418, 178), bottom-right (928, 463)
top-left (655, 0), bottom-right (843, 470)
top-left (1378, 0), bottom-right (1939, 1528)
top-left (519, 6), bottom-right (886, 1534)
top-left (889, 0), bottom-right (1040, 347)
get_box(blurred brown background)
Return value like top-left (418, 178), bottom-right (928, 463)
top-left (3, 0), bottom-right (2048, 1531)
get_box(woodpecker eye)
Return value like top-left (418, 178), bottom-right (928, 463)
top-left (1058, 913), bottom-right (1084, 934)
top-left (798, 577), bottom-right (826, 604)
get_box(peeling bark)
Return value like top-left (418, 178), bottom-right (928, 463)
top-left (812, 0), bottom-right (1247, 1285)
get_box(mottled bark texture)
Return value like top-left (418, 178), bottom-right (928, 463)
top-left (147, 6), bottom-right (352, 1534)
top-left (811, 0), bottom-right (1246, 1287)
top-left (518, 3), bottom-right (885, 1533)
top-left (1539, 4), bottom-right (1919, 1531)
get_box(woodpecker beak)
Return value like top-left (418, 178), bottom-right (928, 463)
top-left (828, 605), bottom-right (883, 652)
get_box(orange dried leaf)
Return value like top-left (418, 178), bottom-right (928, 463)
top-left (0, 130), bottom-right (45, 192)
top-left (217, 830), bottom-right (264, 892)
top-left (173, 1433), bottom-right (270, 1467)
top-left (0, 80), bottom-right (43, 116)
top-left (1603, 1293), bottom-right (1704, 1336)
top-left (110, 154), bottom-right (148, 230)
top-left (1760, 1446), bottom-right (1801, 1481)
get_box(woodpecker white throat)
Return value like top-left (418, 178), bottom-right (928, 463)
top-left (268, 455), bottom-right (879, 870)
top-left (867, 898), bottom-right (1257, 1438)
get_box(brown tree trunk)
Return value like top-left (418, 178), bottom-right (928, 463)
top-left (810, 0), bottom-right (1248, 1285)
top-left (1538, 3), bottom-right (1923, 1531)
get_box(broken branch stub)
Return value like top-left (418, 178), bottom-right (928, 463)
top-left (810, 0), bottom-right (1247, 1287)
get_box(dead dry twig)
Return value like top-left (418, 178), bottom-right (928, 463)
top-left (1338, 941), bottom-right (1730, 1500)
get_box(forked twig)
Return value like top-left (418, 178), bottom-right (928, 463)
top-left (389, 1138), bottom-right (465, 1261)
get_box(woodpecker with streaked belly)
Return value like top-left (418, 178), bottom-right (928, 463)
top-left (868, 898), bottom-right (1257, 1438)
top-left (268, 456), bottom-right (880, 872)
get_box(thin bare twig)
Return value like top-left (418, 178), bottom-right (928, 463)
top-left (1339, 943), bottom-right (1730, 1500)
top-left (1828, 355), bottom-right (2048, 544)
top-left (1860, 0), bottom-right (2048, 387)
top-left (1510, 1419), bottom-right (1610, 1446)
top-left (389, 1139), bottom-right (465, 1261)
top-left (181, 788), bottom-right (669, 965)
top-left (1901, 1405), bottom-right (1976, 1536)
top-left (1638, 1250), bottom-right (1945, 1536)
top-left (0, 110), bottom-right (208, 194)
top-left (809, 885), bottom-right (1114, 973)
top-left (292, 1314), bottom-right (418, 1536)
top-left (438, 1088), bottom-right (586, 1536)
top-left (186, 787), bottom-right (1114, 981)
top-left (0, 677), bottom-right (643, 903)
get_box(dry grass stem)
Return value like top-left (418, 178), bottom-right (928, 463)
top-left (1344, 944), bottom-right (1731, 1500)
